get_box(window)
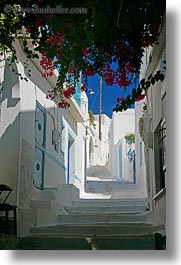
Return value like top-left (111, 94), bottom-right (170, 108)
top-left (34, 103), bottom-right (46, 189)
top-left (154, 123), bottom-right (165, 193)
top-left (160, 121), bottom-right (166, 169)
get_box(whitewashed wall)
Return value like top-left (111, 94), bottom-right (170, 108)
top-left (108, 109), bottom-right (135, 179)
top-left (0, 40), bottom-right (87, 208)
top-left (140, 15), bottom-right (166, 225)
top-left (0, 57), bottom-right (21, 205)
top-left (135, 98), bottom-right (147, 196)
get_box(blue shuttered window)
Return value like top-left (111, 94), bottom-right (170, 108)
top-left (34, 103), bottom-right (46, 189)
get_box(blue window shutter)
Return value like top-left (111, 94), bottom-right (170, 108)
top-left (35, 105), bottom-right (45, 147)
top-left (34, 103), bottom-right (46, 189)
top-left (34, 147), bottom-right (44, 189)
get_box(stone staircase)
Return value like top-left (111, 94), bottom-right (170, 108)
top-left (84, 167), bottom-right (146, 198)
top-left (23, 197), bottom-right (165, 249)
top-left (17, 182), bottom-right (165, 249)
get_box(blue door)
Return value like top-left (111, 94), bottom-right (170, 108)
top-left (133, 152), bottom-right (136, 184)
top-left (34, 103), bottom-right (46, 189)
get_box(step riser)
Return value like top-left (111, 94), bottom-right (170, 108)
top-left (86, 187), bottom-right (139, 192)
top-left (63, 205), bottom-right (147, 214)
top-left (19, 236), bottom-right (156, 250)
top-left (58, 214), bottom-right (149, 224)
top-left (86, 181), bottom-right (137, 188)
top-left (73, 199), bottom-right (147, 207)
top-left (31, 224), bottom-right (164, 237)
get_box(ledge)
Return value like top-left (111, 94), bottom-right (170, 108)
top-left (67, 97), bottom-right (86, 123)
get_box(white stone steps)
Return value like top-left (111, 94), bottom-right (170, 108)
top-left (73, 198), bottom-right (147, 207)
top-left (41, 188), bottom-right (58, 201)
top-left (18, 207), bottom-right (57, 236)
top-left (30, 223), bottom-right (164, 237)
top-left (110, 191), bottom-right (147, 199)
top-left (81, 190), bottom-right (146, 199)
top-left (85, 181), bottom-right (140, 193)
top-left (31, 200), bottom-right (60, 212)
top-left (86, 180), bottom-right (137, 188)
top-left (58, 212), bottom-right (151, 224)
top-left (63, 204), bottom-right (147, 214)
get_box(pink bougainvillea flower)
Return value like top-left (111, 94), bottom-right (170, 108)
top-left (58, 100), bottom-right (70, 109)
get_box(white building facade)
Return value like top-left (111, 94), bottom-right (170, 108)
top-left (0, 40), bottom-right (88, 235)
top-left (107, 109), bottom-right (136, 182)
top-left (139, 15), bottom-right (166, 226)
top-left (134, 96), bottom-right (147, 198)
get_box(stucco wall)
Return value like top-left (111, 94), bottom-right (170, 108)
top-left (108, 109), bottom-right (135, 178)
top-left (135, 99), bottom-right (147, 196)
top-left (1, 40), bottom-right (87, 209)
top-left (0, 58), bottom-right (20, 205)
top-left (140, 16), bottom-right (166, 226)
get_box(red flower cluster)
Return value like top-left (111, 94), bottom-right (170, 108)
top-left (63, 85), bottom-right (76, 99)
top-left (102, 65), bottom-right (114, 86)
top-left (104, 71), bottom-right (114, 86)
top-left (58, 100), bottom-right (70, 109)
top-left (85, 67), bottom-right (95, 77)
top-left (40, 55), bottom-right (55, 78)
top-left (48, 33), bottom-right (65, 50)
top-left (46, 90), bottom-right (55, 100)
top-left (125, 64), bottom-right (135, 74)
top-left (117, 73), bottom-right (130, 88)
top-left (135, 94), bottom-right (145, 102)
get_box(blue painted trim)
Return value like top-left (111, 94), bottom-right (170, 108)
top-left (35, 101), bottom-right (47, 190)
top-left (34, 147), bottom-right (44, 190)
top-left (45, 151), bottom-right (66, 171)
top-left (68, 127), bottom-right (76, 140)
top-left (35, 101), bottom-right (47, 148)
top-left (133, 152), bottom-right (136, 184)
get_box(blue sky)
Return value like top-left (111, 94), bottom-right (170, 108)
top-left (86, 74), bottom-right (138, 118)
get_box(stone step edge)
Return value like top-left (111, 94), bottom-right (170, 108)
top-left (30, 223), bottom-right (163, 230)
top-left (30, 227), bottom-right (164, 237)
top-left (63, 205), bottom-right (147, 214)
top-left (61, 209), bottom-right (149, 215)
top-left (58, 211), bottom-right (152, 214)
top-left (24, 234), bottom-right (156, 240)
